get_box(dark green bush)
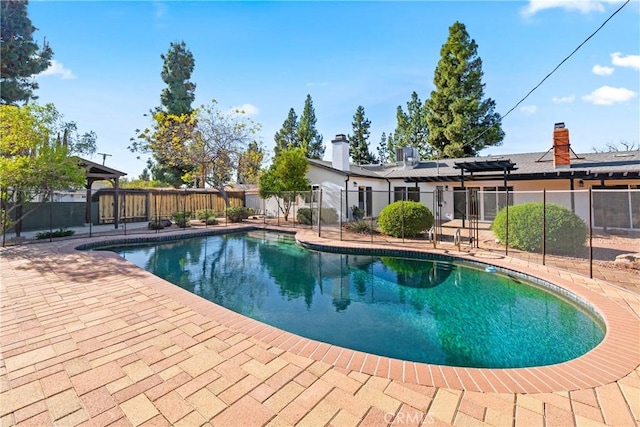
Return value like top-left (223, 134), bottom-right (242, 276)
top-left (378, 201), bottom-right (433, 238)
top-left (147, 220), bottom-right (165, 230)
top-left (297, 207), bottom-right (339, 225)
top-left (35, 228), bottom-right (75, 239)
top-left (196, 209), bottom-right (216, 221)
top-left (226, 206), bottom-right (248, 223)
top-left (491, 202), bottom-right (587, 255)
top-left (172, 211), bottom-right (191, 228)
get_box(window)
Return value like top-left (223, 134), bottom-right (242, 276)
top-left (482, 186), bottom-right (513, 221)
top-left (394, 187), bottom-right (420, 203)
top-left (593, 185), bottom-right (635, 229)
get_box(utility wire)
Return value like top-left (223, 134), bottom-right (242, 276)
top-left (465, 0), bottom-right (631, 150)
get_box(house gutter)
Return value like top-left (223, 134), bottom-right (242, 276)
top-left (385, 178), bottom-right (391, 204)
top-left (345, 175), bottom-right (350, 219)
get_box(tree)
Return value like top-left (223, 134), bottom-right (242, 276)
top-left (237, 141), bottom-right (264, 185)
top-left (377, 132), bottom-right (389, 164)
top-left (274, 108), bottom-right (299, 156)
top-left (130, 41), bottom-right (197, 187)
top-left (1, 0), bottom-right (54, 105)
top-left (298, 94), bottom-right (325, 159)
top-left (133, 101), bottom-right (260, 204)
top-left (389, 92), bottom-right (430, 160)
top-left (0, 104), bottom-right (88, 236)
top-left (349, 106), bottom-right (376, 165)
top-left (592, 140), bottom-right (638, 153)
top-left (258, 147), bottom-right (309, 221)
top-left (425, 21), bottom-right (503, 158)
top-left (160, 41), bottom-right (196, 116)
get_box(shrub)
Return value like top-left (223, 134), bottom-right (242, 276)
top-left (346, 219), bottom-right (373, 234)
top-left (35, 228), bottom-right (75, 239)
top-left (491, 202), bottom-right (587, 255)
top-left (226, 206), bottom-right (248, 223)
top-left (351, 206), bottom-right (364, 221)
top-left (378, 201), bottom-right (433, 238)
top-left (148, 220), bottom-right (165, 230)
top-left (297, 207), bottom-right (339, 225)
top-left (205, 217), bottom-right (218, 225)
top-left (172, 211), bottom-right (191, 228)
top-left (196, 209), bottom-right (217, 221)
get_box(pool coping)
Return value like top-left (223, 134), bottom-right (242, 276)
top-left (66, 225), bottom-right (640, 394)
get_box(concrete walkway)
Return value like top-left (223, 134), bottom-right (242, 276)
top-left (1, 224), bottom-right (638, 426)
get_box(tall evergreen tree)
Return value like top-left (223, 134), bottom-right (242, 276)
top-left (1, 0), bottom-right (53, 105)
top-left (377, 132), bottom-right (389, 164)
top-left (273, 108), bottom-right (299, 156)
top-left (298, 94), bottom-right (324, 159)
top-left (141, 41), bottom-right (197, 187)
top-left (425, 21), bottom-right (503, 158)
top-left (349, 105), bottom-right (375, 165)
top-left (160, 41), bottom-right (196, 116)
top-left (390, 92), bottom-right (430, 159)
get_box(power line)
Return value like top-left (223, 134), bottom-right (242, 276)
top-left (465, 0), bottom-right (631, 150)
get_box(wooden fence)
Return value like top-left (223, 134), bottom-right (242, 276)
top-left (95, 189), bottom-right (245, 224)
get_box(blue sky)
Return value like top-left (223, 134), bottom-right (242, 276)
top-left (30, 0), bottom-right (639, 179)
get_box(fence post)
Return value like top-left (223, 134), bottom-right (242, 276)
top-left (318, 190), bottom-right (323, 237)
top-left (1, 187), bottom-right (5, 247)
top-left (49, 190), bottom-right (53, 242)
top-left (340, 190), bottom-right (343, 241)
top-left (505, 188), bottom-right (509, 256)
top-left (401, 194), bottom-right (405, 243)
top-left (123, 191), bottom-right (127, 235)
top-left (589, 187), bottom-right (593, 278)
top-left (542, 189), bottom-right (546, 265)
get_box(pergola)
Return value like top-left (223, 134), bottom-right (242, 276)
top-left (77, 158), bottom-right (127, 227)
top-left (453, 159), bottom-right (518, 188)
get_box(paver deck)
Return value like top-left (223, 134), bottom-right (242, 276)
top-left (1, 224), bottom-right (638, 426)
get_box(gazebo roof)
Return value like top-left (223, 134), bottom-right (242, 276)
top-left (77, 157), bottom-right (127, 181)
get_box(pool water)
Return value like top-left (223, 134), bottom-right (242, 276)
top-left (108, 231), bottom-right (605, 368)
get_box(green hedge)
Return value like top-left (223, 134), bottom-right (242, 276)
top-left (491, 202), bottom-right (587, 255)
top-left (226, 206), bottom-right (248, 223)
top-left (297, 207), bottom-right (339, 225)
top-left (378, 201), bottom-right (433, 238)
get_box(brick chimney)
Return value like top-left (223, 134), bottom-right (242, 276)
top-left (553, 122), bottom-right (570, 169)
top-left (331, 134), bottom-right (350, 172)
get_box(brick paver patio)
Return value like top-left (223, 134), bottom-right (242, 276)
top-left (1, 224), bottom-right (638, 426)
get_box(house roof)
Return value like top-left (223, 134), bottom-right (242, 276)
top-left (309, 150), bottom-right (640, 183)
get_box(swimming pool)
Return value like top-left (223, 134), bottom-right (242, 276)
top-left (106, 231), bottom-right (605, 368)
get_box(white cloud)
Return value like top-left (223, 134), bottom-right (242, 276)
top-left (521, 0), bottom-right (623, 17)
top-left (153, 1), bottom-right (168, 19)
top-left (232, 104), bottom-right (259, 116)
top-left (611, 52), bottom-right (640, 70)
top-left (582, 86), bottom-right (636, 105)
top-left (519, 105), bottom-right (538, 115)
top-left (38, 60), bottom-right (76, 80)
top-left (592, 65), bottom-right (614, 76)
top-left (552, 95), bottom-right (576, 103)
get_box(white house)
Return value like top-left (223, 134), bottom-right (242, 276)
top-left (306, 124), bottom-right (640, 231)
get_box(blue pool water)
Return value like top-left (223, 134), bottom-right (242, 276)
top-left (106, 231), bottom-right (605, 368)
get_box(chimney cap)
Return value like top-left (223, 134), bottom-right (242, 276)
top-left (554, 122), bottom-right (565, 129)
top-left (332, 134), bottom-right (348, 143)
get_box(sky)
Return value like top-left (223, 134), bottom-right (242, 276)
top-left (29, 0), bottom-right (640, 179)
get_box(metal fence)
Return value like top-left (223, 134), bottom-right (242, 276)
top-left (304, 187), bottom-right (638, 284)
top-left (3, 186), bottom-right (638, 286)
top-left (0, 187), bottom-right (245, 246)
